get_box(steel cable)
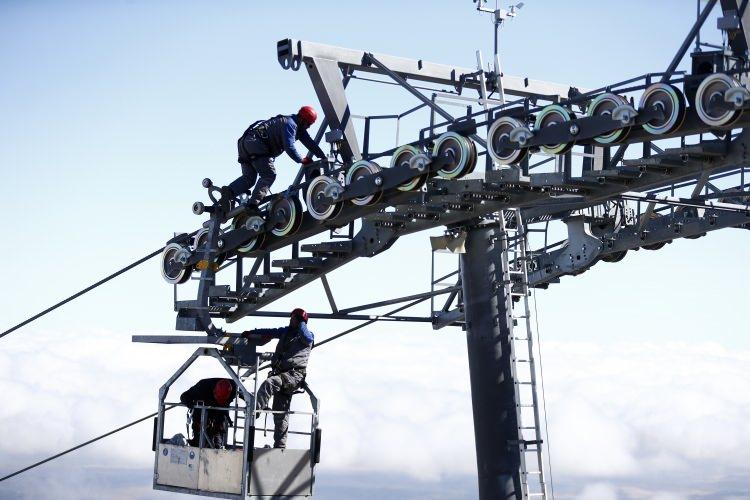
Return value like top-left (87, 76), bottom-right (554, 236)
top-left (0, 295), bottom-right (430, 483)
top-left (0, 406), bottom-right (175, 483)
top-left (532, 287), bottom-right (555, 499)
top-left (0, 247), bottom-right (165, 340)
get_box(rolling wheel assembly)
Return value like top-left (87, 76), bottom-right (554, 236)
top-left (231, 212), bottom-right (265, 253)
top-left (586, 93), bottom-right (632, 144)
top-left (269, 196), bottom-right (304, 237)
top-left (305, 175), bottom-right (344, 220)
top-left (487, 116), bottom-right (529, 165)
top-left (161, 243), bottom-right (191, 285)
top-left (638, 83), bottom-right (686, 135)
top-left (345, 160), bottom-right (383, 206)
top-left (694, 73), bottom-right (746, 128)
top-left (392, 145), bottom-right (428, 191)
top-left (433, 132), bottom-right (474, 179)
top-left (191, 227), bottom-right (226, 266)
top-left (533, 105), bottom-right (576, 154)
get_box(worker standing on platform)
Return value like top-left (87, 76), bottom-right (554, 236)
top-left (180, 378), bottom-right (238, 448)
top-left (242, 308), bottom-right (313, 449)
top-left (222, 107), bottom-right (326, 209)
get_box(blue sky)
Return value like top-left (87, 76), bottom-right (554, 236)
top-left (1, 1), bottom-right (749, 499)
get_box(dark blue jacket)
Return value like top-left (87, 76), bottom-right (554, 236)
top-left (239, 115), bottom-right (326, 164)
top-left (251, 322), bottom-right (314, 372)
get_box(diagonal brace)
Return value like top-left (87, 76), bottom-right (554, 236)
top-left (364, 53), bottom-right (488, 149)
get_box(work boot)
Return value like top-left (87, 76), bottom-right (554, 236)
top-left (218, 186), bottom-right (234, 214)
top-left (243, 200), bottom-right (262, 216)
top-left (220, 186), bottom-right (234, 201)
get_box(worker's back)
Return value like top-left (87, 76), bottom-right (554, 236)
top-left (272, 325), bottom-right (313, 372)
top-left (238, 115), bottom-right (293, 162)
top-left (259, 115), bottom-right (293, 157)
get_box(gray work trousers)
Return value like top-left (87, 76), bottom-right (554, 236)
top-left (228, 158), bottom-right (276, 205)
top-left (231, 134), bottom-right (277, 205)
top-left (255, 369), bottom-right (305, 448)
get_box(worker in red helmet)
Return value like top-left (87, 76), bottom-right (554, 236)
top-left (180, 378), bottom-right (239, 448)
top-left (223, 106), bottom-right (326, 209)
top-left (242, 308), bottom-right (313, 449)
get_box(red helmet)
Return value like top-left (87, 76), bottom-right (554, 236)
top-left (213, 379), bottom-right (233, 406)
top-left (297, 106), bottom-right (318, 127)
top-left (291, 308), bottom-right (309, 323)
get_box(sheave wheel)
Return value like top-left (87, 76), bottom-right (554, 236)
top-left (433, 132), bottom-right (473, 179)
top-left (191, 228), bottom-right (226, 267)
top-left (534, 104), bottom-right (576, 155)
top-left (465, 139), bottom-right (478, 174)
top-left (345, 160), bottom-right (383, 206)
top-left (601, 250), bottom-right (628, 263)
top-left (487, 116), bottom-right (528, 165)
top-left (231, 212), bottom-right (265, 254)
top-left (270, 196), bottom-right (303, 237)
top-left (695, 73), bottom-right (744, 128)
top-left (305, 175), bottom-right (343, 221)
top-left (587, 93), bottom-right (631, 144)
top-left (391, 145), bottom-right (428, 191)
top-left (161, 243), bottom-right (191, 285)
top-left (639, 83), bottom-right (686, 135)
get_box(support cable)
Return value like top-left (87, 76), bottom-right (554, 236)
top-left (0, 247), bottom-right (165, 340)
top-left (532, 288), bottom-right (555, 499)
top-left (0, 406), bottom-right (175, 483)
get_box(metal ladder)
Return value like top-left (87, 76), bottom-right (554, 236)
top-left (501, 208), bottom-right (548, 499)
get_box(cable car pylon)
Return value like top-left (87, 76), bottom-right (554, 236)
top-left (144, 1), bottom-right (750, 497)
top-left (5, 1), bottom-right (750, 499)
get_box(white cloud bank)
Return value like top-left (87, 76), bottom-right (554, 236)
top-left (1, 328), bottom-right (749, 499)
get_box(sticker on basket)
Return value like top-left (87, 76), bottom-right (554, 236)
top-left (170, 447), bottom-right (188, 465)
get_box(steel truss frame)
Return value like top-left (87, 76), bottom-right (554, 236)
top-left (164, 0), bottom-right (750, 335)
top-left (158, 2), bottom-right (750, 499)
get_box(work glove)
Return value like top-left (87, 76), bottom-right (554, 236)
top-left (301, 157), bottom-right (312, 165)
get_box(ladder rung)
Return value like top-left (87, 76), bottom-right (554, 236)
top-left (516, 381), bottom-right (535, 385)
top-left (518, 404), bottom-right (536, 408)
top-left (522, 471), bottom-right (542, 475)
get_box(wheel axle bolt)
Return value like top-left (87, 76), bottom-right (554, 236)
top-left (374, 176), bottom-right (383, 186)
top-left (217, 239), bottom-right (224, 248)
top-left (569, 123), bottom-right (580, 135)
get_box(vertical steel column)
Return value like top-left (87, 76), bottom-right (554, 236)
top-left (460, 224), bottom-right (522, 500)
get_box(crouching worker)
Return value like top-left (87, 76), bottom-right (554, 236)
top-left (180, 378), bottom-right (237, 448)
top-left (222, 106), bottom-right (326, 210)
top-left (242, 308), bottom-right (313, 449)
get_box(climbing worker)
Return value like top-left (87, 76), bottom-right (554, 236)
top-left (180, 377), bottom-right (238, 448)
top-left (222, 106), bottom-right (327, 209)
top-left (242, 308), bottom-right (313, 449)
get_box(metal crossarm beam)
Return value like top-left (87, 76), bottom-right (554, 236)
top-left (278, 39), bottom-right (576, 99)
top-left (232, 311), bottom-right (432, 322)
top-left (364, 53), bottom-right (488, 149)
top-left (337, 285), bottom-right (461, 315)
